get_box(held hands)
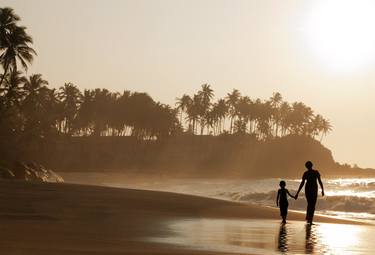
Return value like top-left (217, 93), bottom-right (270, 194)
top-left (294, 194), bottom-right (298, 200)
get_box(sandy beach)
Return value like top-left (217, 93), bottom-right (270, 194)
top-left (0, 181), bottom-right (372, 254)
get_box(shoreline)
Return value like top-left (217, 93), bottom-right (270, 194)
top-left (0, 181), bottom-right (368, 254)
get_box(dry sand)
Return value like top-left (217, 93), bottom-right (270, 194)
top-left (0, 181), bottom-right (365, 255)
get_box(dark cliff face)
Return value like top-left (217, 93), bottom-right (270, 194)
top-left (250, 136), bottom-right (336, 177)
top-left (11, 134), bottom-right (343, 178)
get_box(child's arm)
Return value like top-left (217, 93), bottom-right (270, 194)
top-left (276, 190), bottom-right (280, 207)
top-left (286, 189), bottom-right (296, 199)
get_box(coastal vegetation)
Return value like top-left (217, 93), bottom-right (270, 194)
top-left (2, 7), bottom-right (367, 178)
top-left (0, 7), bottom-right (332, 142)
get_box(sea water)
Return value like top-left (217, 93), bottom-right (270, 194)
top-left (62, 173), bottom-right (375, 223)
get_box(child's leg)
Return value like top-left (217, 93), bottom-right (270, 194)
top-left (280, 205), bottom-right (287, 223)
top-left (282, 215), bottom-right (286, 223)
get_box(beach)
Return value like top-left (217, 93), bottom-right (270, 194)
top-left (0, 180), bottom-right (373, 254)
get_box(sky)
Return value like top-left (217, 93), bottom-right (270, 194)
top-left (3, 0), bottom-right (375, 168)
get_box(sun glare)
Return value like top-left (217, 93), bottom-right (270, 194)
top-left (305, 0), bottom-right (375, 73)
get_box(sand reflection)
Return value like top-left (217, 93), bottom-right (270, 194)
top-left (148, 218), bottom-right (375, 254)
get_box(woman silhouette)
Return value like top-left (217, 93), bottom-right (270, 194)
top-left (295, 161), bottom-right (324, 224)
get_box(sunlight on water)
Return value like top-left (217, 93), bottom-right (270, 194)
top-left (149, 219), bottom-right (375, 255)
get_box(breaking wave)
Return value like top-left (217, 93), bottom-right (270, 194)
top-left (218, 190), bottom-right (375, 214)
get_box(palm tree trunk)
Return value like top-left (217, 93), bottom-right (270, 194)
top-left (0, 62), bottom-right (10, 87)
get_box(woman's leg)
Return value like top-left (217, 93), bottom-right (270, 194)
top-left (306, 191), bottom-right (317, 222)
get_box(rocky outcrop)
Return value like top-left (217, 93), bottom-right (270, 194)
top-left (0, 162), bottom-right (64, 183)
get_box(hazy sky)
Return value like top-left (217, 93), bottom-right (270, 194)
top-left (3, 0), bottom-right (375, 168)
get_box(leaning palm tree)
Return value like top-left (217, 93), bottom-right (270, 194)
top-left (320, 118), bottom-right (332, 142)
top-left (0, 8), bottom-right (36, 85)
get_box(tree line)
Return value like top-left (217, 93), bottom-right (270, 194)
top-left (176, 85), bottom-right (332, 141)
top-left (0, 7), bottom-right (332, 142)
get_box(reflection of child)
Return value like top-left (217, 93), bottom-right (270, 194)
top-left (276, 180), bottom-right (296, 223)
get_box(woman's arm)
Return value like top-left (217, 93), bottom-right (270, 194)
top-left (318, 174), bottom-right (324, 196)
top-left (295, 178), bottom-right (305, 199)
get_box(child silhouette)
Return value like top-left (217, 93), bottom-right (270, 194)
top-left (276, 180), bottom-right (296, 223)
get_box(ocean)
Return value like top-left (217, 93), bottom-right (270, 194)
top-left (62, 173), bottom-right (375, 223)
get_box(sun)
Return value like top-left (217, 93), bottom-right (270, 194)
top-left (305, 0), bottom-right (375, 73)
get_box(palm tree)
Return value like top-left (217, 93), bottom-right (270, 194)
top-left (0, 69), bottom-right (25, 108)
top-left (0, 8), bottom-right (36, 85)
top-left (23, 74), bottom-right (48, 98)
top-left (233, 119), bottom-right (247, 135)
top-left (185, 94), bottom-right (201, 134)
top-left (75, 89), bottom-right (95, 135)
top-left (58, 82), bottom-right (82, 134)
top-left (212, 99), bottom-right (228, 134)
top-left (279, 102), bottom-right (291, 136)
top-left (197, 84), bottom-right (214, 134)
top-left (256, 101), bottom-right (273, 139)
top-left (287, 102), bottom-right (314, 135)
top-left (0, 8), bottom-right (20, 37)
top-left (22, 74), bottom-right (60, 137)
top-left (226, 89), bottom-right (241, 133)
top-left (0, 69), bottom-right (25, 134)
top-left (269, 92), bottom-right (283, 136)
top-left (236, 96), bottom-right (252, 133)
top-left (175, 94), bottom-right (192, 127)
top-left (319, 118), bottom-right (332, 142)
top-left (198, 84), bottom-right (214, 107)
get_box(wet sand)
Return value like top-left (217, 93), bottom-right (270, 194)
top-left (0, 181), bottom-right (369, 254)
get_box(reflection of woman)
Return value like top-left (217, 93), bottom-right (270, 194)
top-left (305, 224), bottom-right (315, 253)
top-left (295, 161), bottom-right (324, 224)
